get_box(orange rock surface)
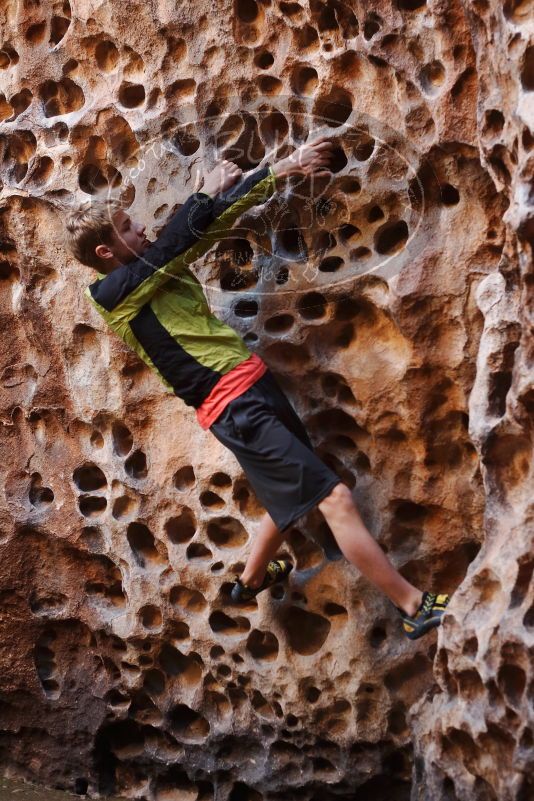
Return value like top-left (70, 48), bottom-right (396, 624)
top-left (0, 1), bottom-right (531, 799)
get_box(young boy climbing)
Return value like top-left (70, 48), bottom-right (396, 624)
top-left (65, 136), bottom-right (450, 640)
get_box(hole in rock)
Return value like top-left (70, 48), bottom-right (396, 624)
top-left (246, 629), bottom-right (279, 661)
top-left (74, 778), bottom-right (88, 795)
top-left (168, 703), bottom-right (210, 741)
top-left (119, 81), bottom-right (145, 108)
top-left (497, 663), bottom-right (526, 707)
top-left (165, 507), bottom-right (197, 544)
top-left (440, 183), bottom-right (460, 205)
top-left (234, 298), bottom-right (258, 318)
top-left (419, 60), bottom-right (445, 94)
top-left (254, 50), bottom-right (274, 69)
top-left (207, 516), bottom-right (249, 548)
top-left (319, 256), bottom-right (344, 272)
top-left (369, 624), bottom-right (387, 648)
top-left (0, 44), bottom-right (19, 69)
top-left (79, 526), bottom-right (104, 551)
top-left (265, 314), bottom-right (294, 333)
top-left (258, 75), bottom-right (283, 95)
top-left (275, 225), bottom-right (308, 261)
top-left (374, 220), bottom-right (409, 255)
top-left (510, 556), bottom-right (534, 608)
top-left (367, 205), bottom-right (384, 222)
top-left (78, 163), bottom-right (121, 195)
top-left (260, 109), bottom-right (289, 146)
top-left (143, 668), bottom-right (165, 695)
top-left (324, 602), bottom-right (347, 619)
top-left (521, 45), bottom-right (534, 91)
top-left (95, 40), bottom-right (119, 71)
top-left (229, 781), bottom-right (263, 801)
top-left (282, 606), bottom-right (331, 655)
top-left (200, 490), bottom-right (225, 509)
top-left (78, 495), bottom-right (107, 517)
top-left (275, 266), bottom-right (289, 284)
top-left (351, 130), bottom-right (375, 161)
top-left (210, 472), bottom-right (232, 487)
top-left (40, 77), bottom-right (84, 117)
top-left (364, 14), bottom-right (381, 39)
top-left (235, 0), bottom-right (260, 23)
top-left (280, 1), bottom-right (304, 16)
top-left (338, 223), bottom-right (360, 243)
top-left (50, 16), bottom-right (71, 46)
top-left (139, 604), bottom-right (162, 629)
top-left (29, 474), bottom-right (54, 506)
top-left (111, 422), bottom-right (133, 456)
top-left (291, 64), bottom-right (318, 96)
top-left (388, 702), bottom-right (407, 735)
top-left (172, 125), bottom-right (200, 155)
top-left (125, 449), bottom-right (147, 479)
top-left (73, 463), bottom-right (107, 492)
top-left (220, 266), bottom-right (258, 292)
top-left (327, 145), bottom-right (348, 173)
top-left (173, 465), bottom-right (195, 490)
top-left (306, 686), bottom-right (321, 703)
top-left (170, 585), bottom-right (207, 612)
top-left (186, 542), bottom-right (212, 560)
top-left (209, 610), bottom-right (250, 634)
top-left (126, 522), bottom-right (163, 568)
top-left (159, 644), bottom-right (202, 684)
top-left (396, 0), bottom-right (426, 9)
top-left (25, 21), bottom-right (46, 43)
top-left (34, 631), bottom-right (59, 698)
top-left (314, 88), bottom-right (353, 128)
top-left (297, 291), bottom-right (327, 319)
top-left (29, 592), bottom-right (68, 616)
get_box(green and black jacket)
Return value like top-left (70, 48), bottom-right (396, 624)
top-left (85, 164), bottom-right (276, 407)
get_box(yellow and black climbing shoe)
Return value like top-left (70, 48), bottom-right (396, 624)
top-left (396, 591), bottom-right (450, 640)
top-left (230, 559), bottom-right (293, 603)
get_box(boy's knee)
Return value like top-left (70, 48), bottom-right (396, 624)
top-left (318, 482), bottom-right (353, 514)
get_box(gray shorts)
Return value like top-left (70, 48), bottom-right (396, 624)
top-left (209, 370), bottom-right (341, 532)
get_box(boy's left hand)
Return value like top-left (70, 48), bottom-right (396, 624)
top-left (201, 159), bottom-right (243, 198)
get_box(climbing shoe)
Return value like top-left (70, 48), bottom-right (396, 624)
top-left (230, 559), bottom-right (293, 603)
top-left (396, 591), bottom-right (450, 640)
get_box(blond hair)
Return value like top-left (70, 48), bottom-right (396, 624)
top-left (64, 195), bottom-right (126, 269)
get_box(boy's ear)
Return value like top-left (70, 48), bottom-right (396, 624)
top-left (95, 243), bottom-right (115, 261)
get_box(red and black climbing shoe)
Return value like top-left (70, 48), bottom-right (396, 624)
top-left (396, 591), bottom-right (450, 640)
top-left (230, 559), bottom-right (293, 603)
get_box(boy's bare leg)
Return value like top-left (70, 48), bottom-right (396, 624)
top-left (318, 482), bottom-right (424, 616)
top-left (238, 483), bottom-right (424, 616)
top-left (240, 512), bottom-right (287, 588)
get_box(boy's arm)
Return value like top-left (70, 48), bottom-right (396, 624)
top-left (206, 163), bottom-right (275, 223)
top-left (137, 161), bottom-right (273, 265)
top-left (85, 164), bottom-right (277, 325)
top-left (142, 191), bottom-right (216, 266)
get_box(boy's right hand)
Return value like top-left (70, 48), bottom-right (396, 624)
top-left (200, 159), bottom-right (243, 198)
top-left (271, 136), bottom-right (335, 178)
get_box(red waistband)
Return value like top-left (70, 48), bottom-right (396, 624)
top-left (196, 353), bottom-right (268, 430)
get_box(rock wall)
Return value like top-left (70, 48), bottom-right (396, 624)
top-left (411, 3), bottom-right (534, 801)
top-left (0, 1), bottom-right (531, 800)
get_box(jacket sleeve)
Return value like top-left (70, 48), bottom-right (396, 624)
top-left (142, 191), bottom-right (217, 267)
top-left (86, 164), bottom-right (276, 326)
top-left (207, 163), bottom-right (274, 224)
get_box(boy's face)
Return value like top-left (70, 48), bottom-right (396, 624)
top-left (96, 210), bottom-right (151, 267)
